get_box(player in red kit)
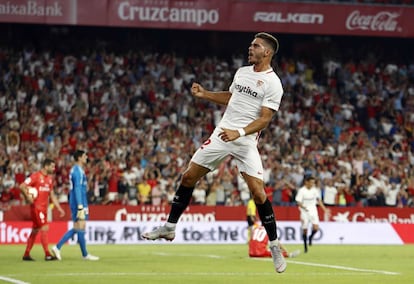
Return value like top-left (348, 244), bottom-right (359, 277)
top-left (20, 158), bottom-right (65, 261)
top-left (249, 224), bottom-right (300, 258)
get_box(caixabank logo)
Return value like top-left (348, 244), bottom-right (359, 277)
top-left (331, 211), bottom-right (414, 223)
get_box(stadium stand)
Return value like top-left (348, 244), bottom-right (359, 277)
top-left (0, 22), bottom-right (413, 210)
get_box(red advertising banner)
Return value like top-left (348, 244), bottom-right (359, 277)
top-left (0, 0), bottom-right (78, 24)
top-left (230, 2), bottom-right (411, 37)
top-left (2, 205), bottom-right (414, 223)
top-left (391, 223), bottom-right (414, 244)
top-left (0, 222), bottom-right (68, 244)
top-left (0, 0), bottom-right (413, 37)
top-left (106, 0), bottom-right (228, 30)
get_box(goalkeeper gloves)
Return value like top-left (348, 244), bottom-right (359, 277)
top-left (77, 205), bottom-right (86, 220)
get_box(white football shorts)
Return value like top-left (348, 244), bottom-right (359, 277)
top-left (300, 207), bottom-right (320, 229)
top-left (191, 128), bottom-right (264, 180)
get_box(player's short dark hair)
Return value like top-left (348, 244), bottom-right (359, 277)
top-left (255, 32), bottom-right (279, 55)
top-left (304, 175), bottom-right (315, 182)
top-left (73, 150), bottom-right (86, 161)
top-left (42, 158), bottom-right (55, 167)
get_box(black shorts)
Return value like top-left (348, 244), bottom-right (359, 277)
top-left (247, 216), bottom-right (255, 227)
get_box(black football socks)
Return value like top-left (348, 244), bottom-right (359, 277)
top-left (167, 185), bottom-right (194, 223)
top-left (256, 199), bottom-right (278, 241)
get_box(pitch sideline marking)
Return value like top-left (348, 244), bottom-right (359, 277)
top-left (3, 272), bottom-right (377, 277)
top-left (253, 258), bottom-right (400, 275)
top-left (155, 252), bottom-right (400, 276)
top-left (0, 276), bottom-right (30, 284)
top-left (5, 252), bottom-right (394, 279)
top-left (288, 260), bottom-right (400, 275)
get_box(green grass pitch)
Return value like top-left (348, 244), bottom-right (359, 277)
top-left (1, 244), bottom-right (413, 284)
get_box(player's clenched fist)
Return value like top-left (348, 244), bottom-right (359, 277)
top-left (77, 205), bottom-right (86, 220)
top-left (191, 82), bottom-right (205, 98)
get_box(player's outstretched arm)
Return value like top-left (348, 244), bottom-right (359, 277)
top-left (191, 82), bottom-right (231, 105)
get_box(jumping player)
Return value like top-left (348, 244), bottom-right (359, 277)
top-left (142, 32), bottom-right (287, 273)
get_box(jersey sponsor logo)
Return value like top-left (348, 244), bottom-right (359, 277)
top-left (234, 83), bottom-right (258, 98)
top-left (38, 185), bottom-right (51, 192)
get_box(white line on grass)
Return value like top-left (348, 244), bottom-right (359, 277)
top-left (0, 276), bottom-right (30, 284)
top-left (252, 258), bottom-right (400, 275)
top-left (12, 272), bottom-right (277, 277)
top-left (154, 252), bottom-right (224, 258)
top-left (4, 271), bottom-right (397, 277)
top-left (289, 260), bottom-right (400, 275)
top-left (154, 252), bottom-right (400, 276)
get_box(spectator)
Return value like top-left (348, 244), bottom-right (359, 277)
top-left (117, 175), bottom-right (129, 202)
top-left (137, 176), bottom-right (151, 204)
top-left (192, 178), bottom-right (208, 205)
top-left (384, 181), bottom-right (400, 207)
top-left (353, 174), bottom-right (369, 207)
top-left (208, 177), bottom-right (224, 206)
top-left (280, 179), bottom-right (295, 206)
top-left (322, 178), bottom-right (338, 206)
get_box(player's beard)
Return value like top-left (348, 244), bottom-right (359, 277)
top-left (248, 53), bottom-right (262, 65)
top-left (248, 52), bottom-right (255, 64)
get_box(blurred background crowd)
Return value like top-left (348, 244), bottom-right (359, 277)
top-left (0, 8), bottom-right (414, 211)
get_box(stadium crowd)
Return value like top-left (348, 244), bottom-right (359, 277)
top-left (0, 27), bottom-right (413, 211)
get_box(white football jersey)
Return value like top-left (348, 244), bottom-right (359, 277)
top-left (295, 186), bottom-right (321, 212)
top-left (218, 65), bottom-right (283, 133)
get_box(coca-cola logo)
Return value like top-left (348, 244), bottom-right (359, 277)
top-left (345, 10), bottom-right (401, 32)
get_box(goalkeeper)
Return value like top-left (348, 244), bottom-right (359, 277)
top-left (52, 150), bottom-right (99, 261)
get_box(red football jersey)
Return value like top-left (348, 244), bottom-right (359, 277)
top-left (249, 225), bottom-right (272, 257)
top-left (24, 171), bottom-right (54, 211)
top-left (249, 225), bottom-right (289, 258)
